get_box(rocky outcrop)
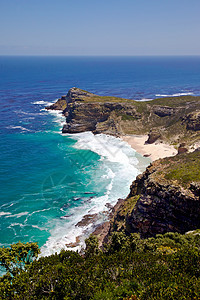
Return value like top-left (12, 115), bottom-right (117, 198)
top-left (112, 151), bottom-right (200, 238)
top-left (59, 88), bottom-right (142, 136)
top-left (152, 105), bottom-right (178, 117)
top-left (127, 178), bottom-right (200, 237)
top-left (47, 88), bottom-right (200, 145)
top-left (62, 102), bottom-right (122, 135)
top-left (182, 111), bottom-right (200, 131)
top-left (65, 87), bottom-right (95, 102)
top-left (46, 95), bottom-right (68, 111)
top-left (45, 88), bottom-right (94, 111)
top-left (146, 129), bottom-right (161, 144)
top-left (178, 143), bottom-right (188, 154)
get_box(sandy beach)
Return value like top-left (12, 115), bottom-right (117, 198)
top-left (121, 135), bottom-right (177, 161)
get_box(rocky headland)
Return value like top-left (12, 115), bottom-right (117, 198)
top-left (46, 87), bottom-right (200, 242)
top-left (106, 151), bottom-right (200, 239)
top-left (47, 87), bottom-right (200, 146)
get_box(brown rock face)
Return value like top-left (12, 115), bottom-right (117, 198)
top-left (62, 102), bottom-right (112, 134)
top-left (153, 105), bottom-right (178, 117)
top-left (46, 96), bottom-right (67, 111)
top-left (47, 88), bottom-right (200, 146)
top-left (65, 87), bottom-right (95, 103)
top-left (178, 146), bottom-right (188, 154)
top-left (119, 153), bottom-right (200, 238)
top-left (183, 111), bottom-right (200, 131)
top-left (60, 88), bottom-right (140, 136)
top-left (146, 129), bottom-right (161, 144)
top-left (128, 180), bottom-right (200, 237)
top-left (46, 88), bottom-right (95, 111)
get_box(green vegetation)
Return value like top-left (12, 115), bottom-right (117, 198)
top-left (118, 196), bottom-right (139, 216)
top-left (149, 95), bottom-right (200, 107)
top-left (39, 89), bottom-right (200, 299)
top-left (82, 93), bottom-right (200, 143)
top-left (162, 151), bottom-right (200, 187)
top-left (83, 95), bottom-right (133, 103)
top-left (120, 114), bottom-right (135, 121)
top-left (1, 233), bottom-right (200, 299)
top-left (0, 242), bottom-right (40, 276)
top-left (111, 196), bottom-right (139, 233)
top-left (80, 93), bottom-right (200, 107)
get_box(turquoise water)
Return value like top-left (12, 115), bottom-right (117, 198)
top-left (0, 56), bottom-right (200, 256)
top-left (0, 105), bottom-right (149, 256)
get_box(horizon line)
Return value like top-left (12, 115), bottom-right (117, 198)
top-left (0, 54), bottom-right (200, 57)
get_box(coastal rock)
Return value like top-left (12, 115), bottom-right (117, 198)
top-left (183, 111), bottom-right (200, 131)
top-left (47, 88), bottom-right (200, 146)
top-left (153, 105), bottom-right (178, 117)
top-left (109, 151), bottom-right (200, 238)
top-left (75, 214), bottom-right (98, 227)
top-left (46, 95), bottom-right (67, 111)
top-left (146, 129), bottom-right (161, 144)
top-left (60, 90), bottom-right (142, 136)
top-left (45, 87), bottom-right (95, 111)
top-left (62, 121), bottom-right (96, 133)
top-left (66, 87), bottom-right (95, 102)
top-left (178, 143), bottom-right (188, 154)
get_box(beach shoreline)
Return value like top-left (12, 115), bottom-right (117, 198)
top-left (121, 135), bottom-right (177, 161)
top-left (71, 134), bottom-right (178, 250)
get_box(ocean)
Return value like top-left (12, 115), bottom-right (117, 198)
top-left (0, 56), bottom-right (200, 257)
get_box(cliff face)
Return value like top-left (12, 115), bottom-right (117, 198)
top-left (63, 102), bottom-right (123, 135)
top-left (47, 87), bottom-right (200, 145)
top-left (109, 151), bottom-right (200, 238)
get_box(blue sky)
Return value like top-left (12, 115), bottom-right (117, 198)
top-left (0, 0), bottom-right (200, 55)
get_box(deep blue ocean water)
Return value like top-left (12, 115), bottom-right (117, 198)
top-left (0, 56), bottom-right (200, 257)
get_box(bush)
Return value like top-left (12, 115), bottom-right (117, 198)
top-left (0, 232), bottom-right (200, 299)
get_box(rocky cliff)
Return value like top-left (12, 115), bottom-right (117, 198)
top-left (108, 150), bottom-right (200, 238)
top-left (47, 87), bottom-right (200, 146)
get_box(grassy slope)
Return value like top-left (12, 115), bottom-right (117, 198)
top-left (161, 150), bottom-right (200, 187)
top-left (82, 93), bottom-right (200, 105)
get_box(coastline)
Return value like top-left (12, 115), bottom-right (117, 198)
top-left (121, 135), bottom-right (177, 161)
top-left (91, 135), bottom-right (178, 246)
top-left (43, 87), bottom-right (196, 252)
top-left (62, 133), bottom-right (178, 251)
top-left (39, 131), bottom-right (150, 255)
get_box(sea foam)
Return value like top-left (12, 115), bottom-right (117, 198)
top-left (32, 100), bottom-right (55, 106)
top-left (6, 125), bottom-right (33, 132)
top-left (40, 131), bottom-right (148, 256)
top-left (156, 92), bottom-right (194, 97)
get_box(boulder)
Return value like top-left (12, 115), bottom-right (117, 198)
top-left (146, 130), bottom-right (161, 144)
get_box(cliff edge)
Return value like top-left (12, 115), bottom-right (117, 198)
top-left (107, 150), bottom-right (200, 239)
top-left (47, 87), bottom-right (200, 147)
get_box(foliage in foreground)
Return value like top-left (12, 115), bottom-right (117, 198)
top-left (0, 232), bottom-right (200, 299)
top-left (0, 242), bottom-right (40, 276)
